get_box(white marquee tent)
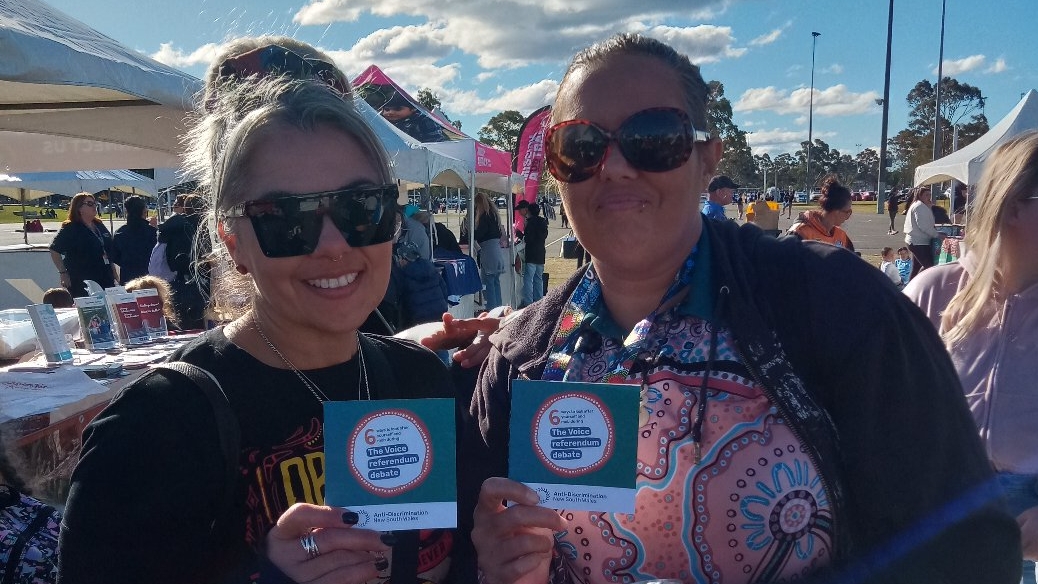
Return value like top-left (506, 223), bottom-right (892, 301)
top-left (0, 0), bottom-right (201, 173)
top-left (0, 169), bottom-right (157, 200)
top-left (915, 89), bottom-right (1038, 188)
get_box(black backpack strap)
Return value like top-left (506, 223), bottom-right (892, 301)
top-left (154, 362), bottom-right (239, 529)
top-left (355, 334), bottom-right (419, 583)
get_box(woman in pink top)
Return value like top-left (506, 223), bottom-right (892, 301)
top-left (905, 130), bottom-right (1038, 583)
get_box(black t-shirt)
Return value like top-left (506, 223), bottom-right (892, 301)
top-left (59, 328), bottom-right (455, 584)
top-left (522, 216), bottom-right (549, 264)
top-left (49, 220), bottom-right (115, 297)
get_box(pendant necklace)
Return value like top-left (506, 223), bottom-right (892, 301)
top-left (253, 312), bottom-right (370, 403)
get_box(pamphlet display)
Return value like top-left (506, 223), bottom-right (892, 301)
top-left (25, 304), bottom-right (73, 364)
top-left (104, 288), bottom-right (149, 345)
top-left (324, 399), bottom-right (456, 531)
top-left (74, 296), bottom-right (118, 350)
top-left (509, 380), bottom-right (639, 513)
top-left (132, 288), bottom-right (168, 339)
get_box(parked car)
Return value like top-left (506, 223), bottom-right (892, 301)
top-left (860, 191), bottom-right (877, 201)
top-left (794, 191), bottom-right (808, 203)
top-left (495, 196), bottom-right (507, 209)
top-left (809, 191), bottom-right (822, 203)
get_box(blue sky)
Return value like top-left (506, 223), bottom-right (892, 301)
top-left (45, 0), bottom-right (1038, 158)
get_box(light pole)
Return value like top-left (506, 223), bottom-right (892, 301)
top-left (932, 0), bottom-right (947, 168)
top-left (806, 31), bottom-right (821, 194)
top-left (877, 0), bottom-right (894, 214)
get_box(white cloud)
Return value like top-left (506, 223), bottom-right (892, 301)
top-left (934, 54), bottom-right (986, 76)
top-left (291, 0), bottom-right (738, 69)
top-left (734, 84), bottom-right (880, 117)
top-left (150, 42), bottom-right (223, 69)
top-left (747, 129), bottom-right (839, 155)
top-left (821, 63), bottom-right (843, 75)
top-left (749, 21), bottom-right (791, 47)
top-left (449, 80), bottom-right (560, 117)
top-left (986, 57), bottom-right (1008, 74)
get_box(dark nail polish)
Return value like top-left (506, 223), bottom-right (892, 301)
top-left (342, 511), bottom-right (359, 524)
top-left (380, 533), bottom-right (398, 546)
top-left (374, 558), bottom-right (389, 571)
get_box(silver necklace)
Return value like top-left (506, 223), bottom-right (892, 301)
top-left (253, 313), bottom-right (370, 403)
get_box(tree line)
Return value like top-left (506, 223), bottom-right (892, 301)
top-left (445, 75), bottom-right (988, 195)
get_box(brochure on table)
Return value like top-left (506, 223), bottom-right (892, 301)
top-left (25, 304), bottom-right (73, 364)
top-left (509, 380), bottom-right (639, 513)
top-left (324, 399), bottom-right (456, 531)
top-left (74, 296), bottom-right (118, 350)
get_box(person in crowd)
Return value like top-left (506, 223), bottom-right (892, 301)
top-left (932, 196), bottom-right (953, 225)
top-left (701, 174), bottom-right (736, 221)
top-left (461, 191), bottom-right (507, 310)
top-left (392, 240), bottom-right (449, 329)
top-left (518, 202), bottom-right (548, 307)
top-left (58, 36), bottom-right (456, 584)
top-left (47, 193), bottom-right (116, 298)
top-left (896, 246), bottom-right (913, 287)
top-left (399, 203), bottom-right (432, 261)
top-left (123, 275), bottom-right (179, 331)
top-left (904, 130), bottom-right (1038, 583)
top-left (111, 195), bottom-right (157, 284)
top-left (459, 32), bottom-right (1018, 584)
top-left (904, 185), bottom-right (944, 279)
top-left (787, 175), bottom-right (856, 251)
top-left (734, 191), bottom-right (744, 220)
top-left (879, 246), bottom-right (903, 289)
top-left (1, 425), bottom-right (60, 583)
top-left (782, 190), bottom-right (794, 218)
top-left (414, 210), bottom-right (462, 255)
top-left (379, 92), bottom-right (448, 143)
top-left (41, 287), bottom-right (74, 309)
top-left (887, 188), bottom-right (901, 235)
top-left (952, 182), bottom-right (968, 224)
top-left (744, 193), bottom-right (780, 236)
top-left (156, 193), bottom-right (208, 329)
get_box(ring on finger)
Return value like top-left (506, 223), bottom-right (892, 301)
top-left (300, 528), bottom-right (321, 560)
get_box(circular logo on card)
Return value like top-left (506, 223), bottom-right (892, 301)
top-left (532, 392), bottom-right (614, 477)
top-left (348, 409), bottom-right (433, 496)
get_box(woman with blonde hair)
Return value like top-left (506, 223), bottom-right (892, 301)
top-left (462, 191), bottom-right (507, 309)
top-left (906, 129), bottom-right (1038, 583)
top-left (59, 36), bottom-right (455, 584)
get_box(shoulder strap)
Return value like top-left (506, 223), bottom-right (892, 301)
top-left (154, 362), bottom-right (239, 529)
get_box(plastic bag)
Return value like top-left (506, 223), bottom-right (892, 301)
top-left (0, 308), bottom-right (81, 359)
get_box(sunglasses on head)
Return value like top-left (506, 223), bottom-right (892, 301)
top-left (216, 44), bottom-right (350, 96)
top-left (222, 184), bottom-right (398, 258)
top-left (545, 107), bottom-right (711, 183)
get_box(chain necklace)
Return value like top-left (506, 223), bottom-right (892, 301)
top-left (253, 312), bottom-right (370, 403)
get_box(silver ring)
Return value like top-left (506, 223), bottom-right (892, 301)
top-left (300, 529), bottom-right (320, 560)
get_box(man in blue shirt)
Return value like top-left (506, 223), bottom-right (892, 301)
top-left (702, 175), bottom-right (738, 221)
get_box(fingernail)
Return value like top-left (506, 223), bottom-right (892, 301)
top-left (342, 511), bottom-right (359, 524)
top-left (375, 557), bottom-right (389, 571)
top-left (380, 533), bottom-right (398, 546)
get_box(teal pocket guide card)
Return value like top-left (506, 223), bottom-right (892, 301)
top-left (509, 379), bottom-right (638, 513)
top-left (324, 399), bottom-right (456, 531)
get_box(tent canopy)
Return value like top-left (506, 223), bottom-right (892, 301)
top-left (915, 89), bottom-right (1038, 188)
top-left (0, 169), bottom-right (157, 200)
top-left (0, 0), bottom-right (201, 172)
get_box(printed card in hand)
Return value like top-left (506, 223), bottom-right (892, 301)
top-left (324, 399), bottom-right (456, 531)
top-left (509, 379), bottom-right (638, 513)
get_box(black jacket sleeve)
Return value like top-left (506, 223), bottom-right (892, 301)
top-left (753, 236), bottom-right (1020, 584)
top-left (57, 370), bottom-right (253, 584)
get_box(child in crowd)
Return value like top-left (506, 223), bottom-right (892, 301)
top-left (41, 287), bottom-right (74, 308)
top-left (895, 246), bottom-right (913, 287)
top-left (880, 247), bottom-right (903, 289)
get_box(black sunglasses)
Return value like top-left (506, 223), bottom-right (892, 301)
top-left (545, 107), bottom-right (711, 183)
top-left (214, 45), bottom-right (349, 99)
top-left (223, 184), bottom-right (398, 258)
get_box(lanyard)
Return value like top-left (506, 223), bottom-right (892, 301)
top-left (541, 245), bottom-right (697, 385)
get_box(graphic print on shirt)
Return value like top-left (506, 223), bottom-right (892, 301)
top-left (240, 417), bottom-right (453, 581)
top-left (556, 319), bottom-right (833, 583)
